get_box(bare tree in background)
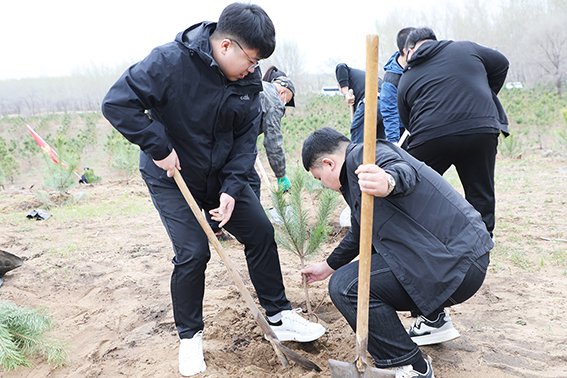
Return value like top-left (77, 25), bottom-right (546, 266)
top-left (263, 39), bottom-right (303, 78)
top-left (534, 18), bottom-right (566, 96)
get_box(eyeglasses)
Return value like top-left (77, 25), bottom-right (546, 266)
top-left (230, 39), bottom-right (261, 71)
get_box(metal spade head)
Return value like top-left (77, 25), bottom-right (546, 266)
top-left (329, 359), bottom-right (395, 378)
top-left (0, 249), bottom-right (23, 276)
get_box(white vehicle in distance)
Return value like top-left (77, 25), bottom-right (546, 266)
top-left (505, 81), bottom-right (523, 89)
top-left (320, 86), bottom-right (342, 96)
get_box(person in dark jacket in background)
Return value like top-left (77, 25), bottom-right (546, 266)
top-left (398, 27), bottom-right (509, 239)
top-left (300, 127), bottom-right (493, 378)
top-left (101, 3), bottom-right (324, 377)
top-left (335, 63), bottom-right (385, 143)
top-left (380, 27), bottom-right (415, 143)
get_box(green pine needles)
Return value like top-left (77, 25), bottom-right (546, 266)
top-left (271, 168), bottom-right (338, 314)
top-left (0, 301), bottom-right (66, 371)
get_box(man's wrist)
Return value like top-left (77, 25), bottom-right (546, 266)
top-left (385, 174), bottom-right (396, 196)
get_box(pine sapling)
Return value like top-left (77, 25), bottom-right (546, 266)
top-left (271, 168), bottom-right (338, 315)
top-left (0, 301), bottom-right (66, 371)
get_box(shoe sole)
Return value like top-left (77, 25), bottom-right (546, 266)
top-left (179, 362), bottom-right (206, 377)
top-left (410, 327), bottom-right (460, 346)
top-left (267, 328), bottom-right (326, 343)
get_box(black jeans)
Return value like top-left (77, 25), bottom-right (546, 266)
top-left (328, 252), bottom-right (489, 368)
top-left (407, 133), bottom-right (498, 236)
top-left (140, 159), bottom-right (291, 339)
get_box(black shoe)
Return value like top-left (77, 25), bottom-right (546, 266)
top-left (408, 310), bottom-right (460, 346)
top-left (393, 356), bottom-right (435, 378)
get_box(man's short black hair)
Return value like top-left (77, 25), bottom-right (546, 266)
top-left (405, 27), bottom-right (437, 51)
top-left (215, 2), bottom-right (276, 59)
top-left (302, 127), bottom-right (350, 171)
top-left (397, 27), bottom-right (416, 53)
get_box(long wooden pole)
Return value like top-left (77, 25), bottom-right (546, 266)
top-left (355, 34), bottom-right (379, 371)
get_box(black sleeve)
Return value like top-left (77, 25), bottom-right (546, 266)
top-left (474, 42), bottom-right (509, 95)
top-left (327, 219), bottom-right (360, 270)
top-left (335, 63), bottom-right (350, 88)
top-left (397, 76), bottom-right (411, 130)
top-left (101, 49), bottom-right (172, 160)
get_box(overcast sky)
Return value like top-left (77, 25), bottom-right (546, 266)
top-left (2, 0), bottom-right (450, 80)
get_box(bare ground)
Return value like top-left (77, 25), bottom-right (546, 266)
top-left (1, 154), bottom-right (567, 378)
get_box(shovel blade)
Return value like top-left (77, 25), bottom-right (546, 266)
top-left (329, 359), bottom-right (395, 378)
top-left (0, 249), bottom-right (23, 276)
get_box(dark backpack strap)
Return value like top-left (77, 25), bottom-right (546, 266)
top-left (383, 71), bottom-right (401, 88)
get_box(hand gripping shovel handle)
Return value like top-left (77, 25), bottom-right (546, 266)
top-left (172, 169), bottom-right (321, 372)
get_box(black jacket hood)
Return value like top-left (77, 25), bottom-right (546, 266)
top-left (406, 40), bottom-right (452, 69)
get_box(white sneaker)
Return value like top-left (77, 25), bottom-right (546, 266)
top-left (269, 309), bottom-right (325, 342)
top-left (178, 331), bottom-right (206, 377)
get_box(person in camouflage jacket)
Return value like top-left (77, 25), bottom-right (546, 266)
top-left (249, 66), bottom-right (295, 197)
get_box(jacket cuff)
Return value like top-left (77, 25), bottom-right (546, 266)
top-left (326, 255), bottom-right (343, 271)
top-left (147, 145), bottom-right (172, 161)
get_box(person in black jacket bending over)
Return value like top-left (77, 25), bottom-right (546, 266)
top-left (300, 127), bottom-right (493, 378)
top-left (101, 3), bottom-right (324, 377)
top-left (398, 27), bottom-right (509, 240)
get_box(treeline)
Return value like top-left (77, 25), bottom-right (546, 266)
top-left (1, 0), bottom-right (565, 116)
top-left (0, 67), bottom-right (125, 116)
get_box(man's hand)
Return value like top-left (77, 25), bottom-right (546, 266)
top-left (344, 88), bottom-right (355, 107)
top-left (277, 176), bottom-right (292, 192)
top-left (301, 261), bottom-right (335, 284)
top-left (153, 149), bottom-right (181, 177)
top-left (209, 193), bottom-right (235, 228)
top-left (355, 164), bottom-right (391, 197)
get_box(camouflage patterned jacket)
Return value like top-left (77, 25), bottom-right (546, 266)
top-left (259, 82), bottom-right (286, 178)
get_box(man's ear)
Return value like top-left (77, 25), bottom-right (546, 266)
top-left (321, 157), bottom-right (335, 168)
top-left (217, 38), bottom-right (231, 54)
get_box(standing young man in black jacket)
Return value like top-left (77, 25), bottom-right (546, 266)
top-left (397, 27), bottom-right (509, 240)
top-left (300, 127), bottom-right (493, 378)
top-left (101, 3), bottom-right (324, 376)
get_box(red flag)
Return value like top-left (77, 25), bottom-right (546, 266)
top-left (25, 124), bottom-right (61, 165)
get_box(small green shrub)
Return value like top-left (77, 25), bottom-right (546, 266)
top-left (498, 134), bottom-right (523, 159)
top-left (0, 301), bottom-right (66, 371)
top-left (43, 158), bottom-right (78, 193)
top-left (104, 128), bottom-right (139, 178)
top-left (0, 137), bottom-right (19, 185)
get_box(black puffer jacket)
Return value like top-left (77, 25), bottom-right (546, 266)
top-left (102, 22), bottom-right (263, 200)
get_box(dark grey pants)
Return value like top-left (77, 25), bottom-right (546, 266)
top-left (140, 157), bottom-right (291, 339)
top-left (329, 251), bottom-right (488, 368)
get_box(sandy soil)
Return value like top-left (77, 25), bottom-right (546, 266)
top-left (1, 155), bottom-right (567, 378)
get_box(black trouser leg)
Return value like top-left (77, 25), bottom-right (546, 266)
top-left (408, 133), bottom-right (498, 236)
top-left (453, 135), bottom-right (498, 236)
top-left (141, 168), bottom-right (211, 339)
top-left (223, 185), bottom-right (291, 316)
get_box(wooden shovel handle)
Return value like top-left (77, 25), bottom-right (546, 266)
top-left (355, 34), bottom-right (379, 369)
